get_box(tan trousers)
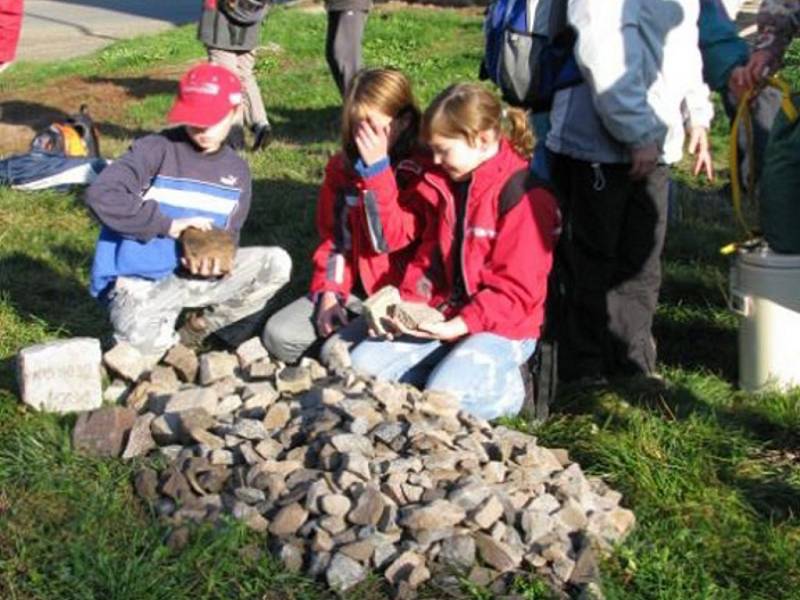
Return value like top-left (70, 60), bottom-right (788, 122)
top-left (208, 48), bottom-right (269, 128)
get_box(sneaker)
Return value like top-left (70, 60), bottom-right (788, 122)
top-left (226, 124), bottom-right (246, 151)
top-left (251, 123), bottom-right (273, 151)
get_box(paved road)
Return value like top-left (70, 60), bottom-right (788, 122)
top-left (17, 0), bottom-right (199, 62)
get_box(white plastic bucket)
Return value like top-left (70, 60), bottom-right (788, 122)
top-left (729, 246), bottom-right (800, 393)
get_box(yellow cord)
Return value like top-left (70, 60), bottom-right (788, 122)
top-left (723, 75), bottom-right (797, 254)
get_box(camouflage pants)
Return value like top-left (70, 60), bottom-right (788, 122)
top-left (350, 333), bottom-right (536, 420)
top-left (107, 247), bottom-right (291, 359)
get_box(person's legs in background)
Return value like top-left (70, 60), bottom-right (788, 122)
top-left (325, 9), bottom-right (367, 96)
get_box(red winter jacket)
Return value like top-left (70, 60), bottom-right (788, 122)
top-left (309, 152), bottom-right (423, 299)
top-left (359, 139), bottom-right (561, 340)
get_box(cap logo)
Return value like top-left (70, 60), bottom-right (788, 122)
top-left (184, 82), bottom-right (221, 96)
top-left (229, 92), bottom-right (243, 105)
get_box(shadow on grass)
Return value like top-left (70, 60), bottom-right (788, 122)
top-left (0, 250), bottom-right (107, 339)
top-left (84, 75), bottom-right (177, 100)
top-left (240, 176), bottom-right (320, 313)
top-left (268, 105), bottom-right (341, 145)
top-left (0, 99), bottom-right (155, 149)
top-left (654, 317), bottom-right (738, 382)
top-left (728, 470), bottom-right (800, 522)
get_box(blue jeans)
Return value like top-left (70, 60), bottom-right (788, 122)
top-left (350, 333), bottom-right (536, 421)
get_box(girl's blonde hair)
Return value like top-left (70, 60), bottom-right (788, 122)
top-left (341, 68), bottom-right (421, 163)
top-left (421, 83), bottom-right (534, 157)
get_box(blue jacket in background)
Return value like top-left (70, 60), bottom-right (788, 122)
top-left (699, 0), bottom-right (749, 93)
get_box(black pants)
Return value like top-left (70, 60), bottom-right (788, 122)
top-left (550, 154), bottom-right (670, 380)
top-left (325, 9), bottom-right (368, 97)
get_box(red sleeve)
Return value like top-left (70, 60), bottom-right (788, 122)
top-left (459, 188), bottom-right (560, 334)
top-left (309, 157), bottom-right (355, 298)
top-left (360, 160), bottom-right (426, 254)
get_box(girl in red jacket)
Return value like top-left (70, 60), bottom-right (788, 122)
top-left (350, 83), bottom-right (561, 420)
top-left (263, 68), bottom-right (423, 364)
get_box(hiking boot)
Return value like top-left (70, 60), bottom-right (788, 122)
top-left (177, 310), bottom-right (209, 348)
top-left (251, 122), bottom-right (273, 151)
top-left (226, 124), bottom-right (246, 151)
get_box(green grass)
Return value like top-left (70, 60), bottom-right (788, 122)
top-left (1, 5), bottom-right (799, 599)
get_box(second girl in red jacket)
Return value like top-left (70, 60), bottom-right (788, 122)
top-left (350, 83), bottom-right (561, 419)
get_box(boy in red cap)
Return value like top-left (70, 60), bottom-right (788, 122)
top-left (85, 63), bottom-right (291, 363)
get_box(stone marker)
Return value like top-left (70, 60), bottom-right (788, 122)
top-left (17, 338), bottom-right (103, 413)
top-left (73, 406), bottom-right (137, 457)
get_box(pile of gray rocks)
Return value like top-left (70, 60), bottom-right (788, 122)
top-left (55, 337), bottom-right (633, 598)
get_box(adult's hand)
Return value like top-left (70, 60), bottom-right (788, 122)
top-left (728, 66), bottom-right (751, 102)
top-left (734, 50), bottom-right (773, 92)
top-left (316, 291), bottom-right (348, 337)
top-left (354, 117), bottom-right (390, 167)
top-left (629, 142), bottom-right (660, 180)
top-left (687, 126), bottom-right (714, 181)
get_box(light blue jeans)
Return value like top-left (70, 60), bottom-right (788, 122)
top-left (349, 333), bottom-right (536, 421)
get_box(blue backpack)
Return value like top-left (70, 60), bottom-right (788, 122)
top-left (481, 0), bottom-right (582, 110)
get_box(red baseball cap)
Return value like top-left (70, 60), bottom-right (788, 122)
top-left (167, 63), bottom-right (243, 128)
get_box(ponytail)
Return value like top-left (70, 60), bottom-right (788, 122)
top-left (502, 106), bottom-right (534, 157)
top-left (422, 83), bottom-right (535, 159)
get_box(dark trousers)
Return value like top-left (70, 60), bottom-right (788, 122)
top-left (550, 153), bottom-right (670, 380)
top-left (325, 9), bottom-right (368, 97)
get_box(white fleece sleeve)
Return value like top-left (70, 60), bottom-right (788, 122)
top-left (681, 3), bottom-right (714, 130)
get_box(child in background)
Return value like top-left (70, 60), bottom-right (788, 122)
top-left (86, 63), bottom-right (291, 363)
top-left (263, 68), bottom-right (423, 364)
top-left (199, 0), bottom-right (273, 150)
top-left (349, 83), bottom-right (561, 420)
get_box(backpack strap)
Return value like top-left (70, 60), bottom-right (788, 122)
top-left (499, 167), bottom-right (556, 216)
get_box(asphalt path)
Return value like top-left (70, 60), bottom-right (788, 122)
top-left (17, 0), bottom-right (199, 62)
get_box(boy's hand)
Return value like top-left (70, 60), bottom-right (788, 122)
top-left (169, 217), bottom-right (213, 239)
top-left (178, 227), bottom-right (236, 278)
top-left (687, 126), bottom-right (714, 181)
top-left (355, 117), bottom-right (390, 167)
top-left (181, 255), bottom-right (226, 278)
top-left (316, 291), bottom-right (348, 337)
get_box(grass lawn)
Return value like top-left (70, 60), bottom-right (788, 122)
top-left (1, 4), bottom-right (799, 599)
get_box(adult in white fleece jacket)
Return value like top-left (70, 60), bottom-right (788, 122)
top-left (546, 0), bottom-right (714, 382)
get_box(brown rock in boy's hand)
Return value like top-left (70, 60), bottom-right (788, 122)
top-left (179, 227), bottom-right (235, 277)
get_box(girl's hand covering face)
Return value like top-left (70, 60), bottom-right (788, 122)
top-left (355, 115), bottom-right (391, 167)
